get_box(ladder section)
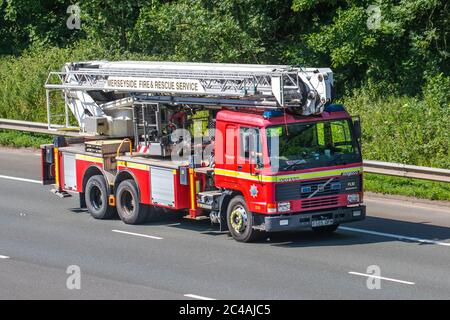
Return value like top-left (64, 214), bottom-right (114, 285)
top-left (45, 61), bottom-right (333, 115)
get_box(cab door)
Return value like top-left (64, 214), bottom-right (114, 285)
top-left (237, 126), bottom-right (264, 201)
top-left (238, 126), bottom-right (262, 175)
top-left (215, 124), bottom-right (238, 188)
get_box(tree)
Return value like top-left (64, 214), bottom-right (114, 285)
top-left (80, 0), bottom-right (155, 51)
top-left (0, 0), bottom-right (81, 55)
top-left (131, 0), bottom-right (265, 62)
top-left (293, 0), bottom-right (449, 95)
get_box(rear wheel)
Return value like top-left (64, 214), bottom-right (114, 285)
top-left (312, 224), bottom-right (339, 233)
top-left (116, 179), bottom-right (148, 224)
top-left (147, 205), bottom-right (165, 222)
top-left (85, 175), bottom-right (115, 219)
top-left (226, 195), bottom-right (262, 242)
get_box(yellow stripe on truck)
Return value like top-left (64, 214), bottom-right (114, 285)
top-left (189, 168), bottom-right (196, 210)
top-left (75, 154), bottom-right (103, 164)
top-left (54, 147), bottom-right (59, 188)
top-left (214, 166), bottom-right (362, 182)
top-left (117, 161), bottom-right (149, 171)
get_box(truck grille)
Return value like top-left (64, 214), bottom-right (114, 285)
top-left (299, 178), bottom-right (340, 198)
top-left (301, 196), bottom-right (339, 209)
top-left (275, 178), bottom-right (341, 201)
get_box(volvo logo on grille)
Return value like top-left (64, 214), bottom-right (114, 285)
top-left (317, 184), bottom-right (325, 191)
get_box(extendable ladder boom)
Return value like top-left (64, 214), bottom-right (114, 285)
top-left (45, 61), bottom-right (333, 124)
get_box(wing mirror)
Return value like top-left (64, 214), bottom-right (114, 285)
top-left (353, 117), bottom-right (361, 139)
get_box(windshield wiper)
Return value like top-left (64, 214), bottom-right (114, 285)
top-left (281, 160), bottom-right (307, 171)
top-left (327, 154), bottom-right (358, 166)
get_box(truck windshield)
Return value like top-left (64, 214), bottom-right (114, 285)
top-left (266, 119), bottom-right (361, 171)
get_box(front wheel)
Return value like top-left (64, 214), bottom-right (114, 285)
top-left (226, 195), bottom-right (262, 242)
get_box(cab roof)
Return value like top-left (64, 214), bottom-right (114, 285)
top-left (216, 109), bottom-right (351, 127)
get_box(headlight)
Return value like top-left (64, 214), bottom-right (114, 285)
top-left (278, 201), bottom-right (291, 212)
top-left (347, 194), bottom-right (360, 203)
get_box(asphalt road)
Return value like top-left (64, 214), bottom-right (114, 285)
top-left (0, 148), bottom-right (449, 300)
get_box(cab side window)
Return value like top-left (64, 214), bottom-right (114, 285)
top-left (239, 127), bottom-right (261, 160)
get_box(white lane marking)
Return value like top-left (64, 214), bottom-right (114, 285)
top-left (0, 174), bottom-right (41, 184)
top-left (349, 271), bottom-right (415, 285)
top-left (0, 255), bottom-right (10, 259)
top-left (112, 229), bottom-right (163, 240)
top-left (184, 294), bottom-right (216, 300)
top-left (340, 226), bottom-right (450, 247)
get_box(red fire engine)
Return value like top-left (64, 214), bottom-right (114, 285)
top-left (41, 61), bottom-right (365, 242)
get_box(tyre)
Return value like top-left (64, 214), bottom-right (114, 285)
top-left (226, 195), bottom-right (262, 242)
top-left (116, 179), bottom-right (148, 224)
top-left (147, 205), bottom-right (165, 222)
top-left (85, 175), bottom-right (115, 219)
top-left (312, 224), bottom-right (339, 233)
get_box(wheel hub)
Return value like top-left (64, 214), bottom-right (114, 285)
top-left (230, 205), bottom-right (248, 233)
top-left (120, 190), bottom-right (135, 217)
top-left (90, 186), bottom-right (103, 210)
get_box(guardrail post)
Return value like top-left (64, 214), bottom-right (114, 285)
top-left (46, 89), bottom-right (51, 129)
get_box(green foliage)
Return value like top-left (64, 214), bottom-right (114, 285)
top-left (294, 0), bottom-right (449, 95)
top-left (0, 42), bottom-right (154, 123)
top-left (0, 42), bottom-right (100, 122)
top-left (364, 173), bottom-right (450, 201)
top-left (341, 75), bottom-right (450, 169)
top-left (81, 0), bottom-right (154, 51)
top-left (1, 0), bottom-right (448, 91)
top-left (0, 129), bottom-right (52, 148)
top-left (0, 0), bottom-right (83, 55)
top-left (131, 0), bottom-right (264, 62)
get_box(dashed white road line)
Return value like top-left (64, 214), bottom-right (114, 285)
top-left (0, 255), bottom-right (10, 259)
top-left (112, 229), bottom-right (163, 240)
top-left (0, 174), bottom-right (41, 184)
top-left (340, 226), bottom-right (450, 247)
top-left (184, 294), bottom-right (216, 300)
top-left (348, 271), bottom-right (415, 285)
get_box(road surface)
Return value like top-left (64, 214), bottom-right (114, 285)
top-left (0, 148), bottom-right (449, 299)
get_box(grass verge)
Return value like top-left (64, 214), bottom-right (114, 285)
top-left (0, 129), bottom-right (52, 148)
top-left (364, 173), bottom-right (449, 201)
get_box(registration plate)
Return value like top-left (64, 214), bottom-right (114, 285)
top-left (311, 218), bottom-right (334, 227)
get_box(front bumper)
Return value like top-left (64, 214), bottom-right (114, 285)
top-left (260, 205), bottom-right (365, 232)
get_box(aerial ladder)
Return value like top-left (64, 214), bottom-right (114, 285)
top-left (45, 61), bottom-right (333, 154)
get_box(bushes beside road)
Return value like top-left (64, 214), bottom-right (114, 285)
top-left (342, 75), bottom-right (450, 170)
top-left (0, 130), bottom-right (51, 148)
